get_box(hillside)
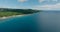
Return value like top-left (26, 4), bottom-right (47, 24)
top-left (0, 8), bottom-right (40, 17)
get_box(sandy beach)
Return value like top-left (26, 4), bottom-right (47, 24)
top-left (0, 15), bottom-right (24, 19)
top-left (0, 14), bottom-right (32, 20)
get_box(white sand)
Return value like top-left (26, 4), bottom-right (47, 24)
top-left (0, 14), bottom-right (32, 20)
top-left (0, 15), bottom-right (24, 19)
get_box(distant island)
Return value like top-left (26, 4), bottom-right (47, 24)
top-left (0, 8), bottom-right (40, 17)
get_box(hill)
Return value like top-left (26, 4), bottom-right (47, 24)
top-left (0, 8), bottom-right (40, 17)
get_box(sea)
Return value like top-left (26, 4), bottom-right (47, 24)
top-left (0, 11), bottom-right (60, 32)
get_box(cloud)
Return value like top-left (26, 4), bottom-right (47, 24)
top-left (33, 3), bottom-right (60, 10)
top-left (39, 0), bottom-right (58, 3)
top-left (52, 0), bottom-right (58, 2)
top-left (39, 0), bottom-right (45, 2)
top-left (18, 0), bottom-right (28, 2)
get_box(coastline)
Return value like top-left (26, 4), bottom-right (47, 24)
top-left (0, 14), bottom-right (31, 19)
top-left (0, 15), bottom-right (24, 19)
top-left (0, 14), bottom-right (33, 19)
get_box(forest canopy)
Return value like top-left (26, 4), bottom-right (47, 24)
top-left (0, 8), bottom-right (40, 17)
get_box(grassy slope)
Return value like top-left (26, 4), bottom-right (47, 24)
top-left (0, 12), bottom-right (23, 17)
top-left (0, 9), bottom-right (40, 17)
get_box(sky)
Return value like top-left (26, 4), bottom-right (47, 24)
top-left (0, 0), bottom-right (60, 10)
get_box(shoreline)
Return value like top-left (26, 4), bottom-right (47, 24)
top-left (0, 14), bottom-right (33, 19)
top-left (0, 14), bottom-right (32, 19)
top-left (0, 15), bottom-right (24, 19)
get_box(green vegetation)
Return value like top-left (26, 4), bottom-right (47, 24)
top-left (0, 8), bottom-right (40, 17)
top-left (0, 12), bottom-right (23, 17)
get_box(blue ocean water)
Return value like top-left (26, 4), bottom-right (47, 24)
top-left (38, 11), bottom-right (60, 32)
top-left (0, 11), bottom-right (60, 32)
top-left (0, 13), bottom-right (38, 32)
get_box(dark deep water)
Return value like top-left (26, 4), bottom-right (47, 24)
top-left (0, 11), bottom-right (60, 32)
top-left (38, 11), bottom-right (60, 32)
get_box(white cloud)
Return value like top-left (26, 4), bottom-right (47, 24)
top-left (39, 0), bottom-right (45, 2)
top-left (18, 0), bottom-right (28, 2)
top-left (39, 0), bottom-right (58, 3)
top-left (52, 0), bottom-right (58, 2)
top-left (33, 3), bottom-right (60, 10)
